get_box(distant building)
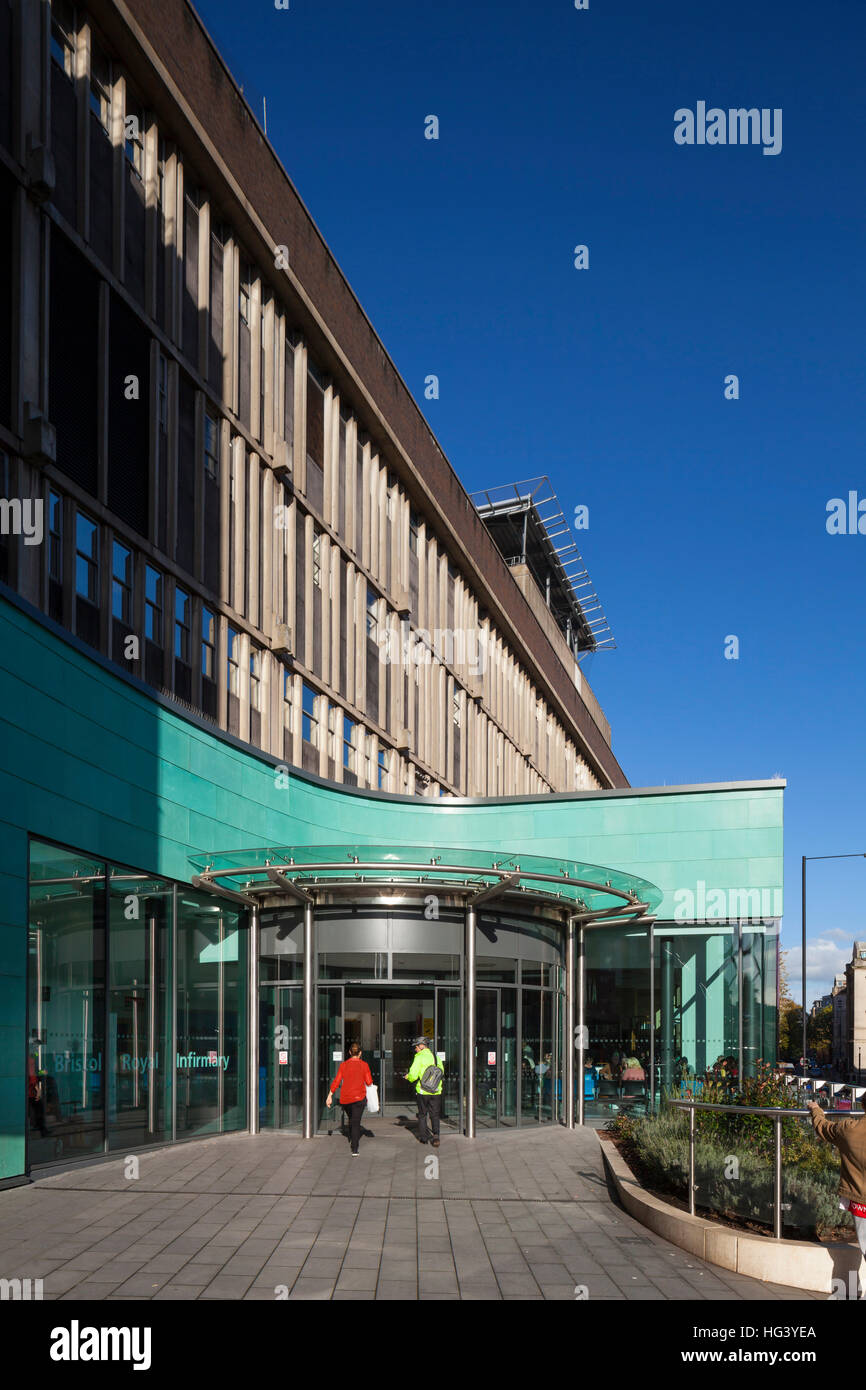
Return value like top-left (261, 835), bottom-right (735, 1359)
top-left (831, 974), bottom-right (848, 1075)
top-left (845, 943), bottom-right (866, 1078)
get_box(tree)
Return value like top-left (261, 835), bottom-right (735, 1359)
top-left (807, 1005), bottom-right (833, 1063)
top-left (777, 948), bottom-right (801, 1062)
top-left (779, 1000), bottom-right (802, 1063)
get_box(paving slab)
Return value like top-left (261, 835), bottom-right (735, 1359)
top-left (0, 1122), bottom-right (824, 1302)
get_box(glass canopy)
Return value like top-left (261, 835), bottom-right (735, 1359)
top-left (187, 844), bottom-right (663, 921)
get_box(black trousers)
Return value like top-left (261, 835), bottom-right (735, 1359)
top-left (416, 1093), bottom-right (441, 1141)
top-left (341, 1100), bottom-right (365, 1151)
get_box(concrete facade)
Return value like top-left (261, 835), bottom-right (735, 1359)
top-left (0, 0), bottom-right (623, 803)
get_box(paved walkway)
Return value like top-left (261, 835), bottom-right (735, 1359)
top-left (0, 1120), bottom-right (822, 1300)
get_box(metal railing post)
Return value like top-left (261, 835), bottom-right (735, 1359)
top-left (688, 1104), bottom-right (696, 1217)
top-left (773, 1114), bottom-right (783, 1239)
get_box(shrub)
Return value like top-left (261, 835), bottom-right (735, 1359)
top-left (608, 1071), bottom-right (846, 1239)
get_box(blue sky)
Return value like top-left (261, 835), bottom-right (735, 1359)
top-left (192, 0), bottom-right (866, 1002)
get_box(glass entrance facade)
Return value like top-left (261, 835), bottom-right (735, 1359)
top-left (24, 834), bottom-right (778, 1166)
top-left (242, 897), bottom-right (568, 1135)
top-left (27, 839), bottom-right (249, 1167)
top-left (583, 920), bottom-right (779, 1121)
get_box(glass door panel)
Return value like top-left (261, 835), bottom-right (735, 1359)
top-left (175, 892), bottom-right (248, 1138)
top-left (343, 992), bottom-right (382, 1106)
top-left (539, 991), bottom-right (554, 1123)
top-left (28, 842), bottom-right (106, 1163)
top-left (259, 985), bottom-right (303, 1129)
top-left (436, 987), bottom-right (461, 1128)
top-left (586, 924), bottom-right (651, 1121)
top-left (317, 985), bottom-right (343, 1131)
top-left (500, 987), bottom-right (517, 1125)
top-left (475, 987), bottom-right (499, 1127)
top-left (520, 990), bottom-right (541, 1125)
top-left (107, 870), bottom-right (172, 1150)
top-left (382, 993), bottom-right (433, 1115)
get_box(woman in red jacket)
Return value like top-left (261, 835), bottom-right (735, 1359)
top-left (326, 1042), bottom-right (373, 1155)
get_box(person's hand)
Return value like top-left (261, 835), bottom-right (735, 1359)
top-left (325, 1094), bottom-right (332, 1109)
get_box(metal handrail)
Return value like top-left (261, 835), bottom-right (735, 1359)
top-left (669, 1100), bottom-right (854, 1119)
top-left (669, 1098), bottom-right (858, 1239)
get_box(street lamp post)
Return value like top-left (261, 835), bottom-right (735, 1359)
top-left (801, 853), bottom-right (866, 1075)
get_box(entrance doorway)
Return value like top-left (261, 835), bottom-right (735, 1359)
top-left (317, 986), bottom-right (461, 1128)
top-left (344, 990), bottom-right (432, 1115)
top-left (475, 987), bottom-right (517, 1127)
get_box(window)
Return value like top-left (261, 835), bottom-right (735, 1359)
top-left (249, 648), bottom-right (261, 711)
top-left (366, 586), bottom-right (378, 639)
top-left (201, 606), bottom-right (215, 678)
top-left (145, 565), bottom-right (163, 644)
top-left (75, 512), bottom-right (99, 603)
top-left (111, 541), bottom-right (132, 623)
top-left (301, 681), bottom-right (317, 745)
top-left (227, 626), bottom-right (240, 695)
top-left (89, 38), bottom-right (111, 134)
top-left (377, 748), bottom-right (388, 790)
top-left (409, 509), bottom-right (420, 555)
top-left (204, 412), bottom-right (219, 479)
top-left (343, 715), bottom-right (356, 772)
top-left (453, 690), bottom-right (461, 726)
top-left (175, 586), bottom-right (190, 664)
top-left (48, 491), bottom-right (63, 582)
top-left (50, 0), bottom-right (75, 78)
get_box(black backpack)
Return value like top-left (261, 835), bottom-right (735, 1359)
top-left (420, 1063), bottom-right (443, 1094)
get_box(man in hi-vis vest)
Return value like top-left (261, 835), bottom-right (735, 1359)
top-left (405, 1036), bottom-right (443, 1147)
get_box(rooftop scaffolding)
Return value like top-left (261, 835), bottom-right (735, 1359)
top-left (471, 477), bottom-right (615, 661)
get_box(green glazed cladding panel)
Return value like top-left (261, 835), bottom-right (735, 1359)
top-left (0, 597), bottom-right (783, 1178)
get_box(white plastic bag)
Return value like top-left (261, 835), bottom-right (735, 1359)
top-left (365, 1083), bottom-right (380, 1114)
